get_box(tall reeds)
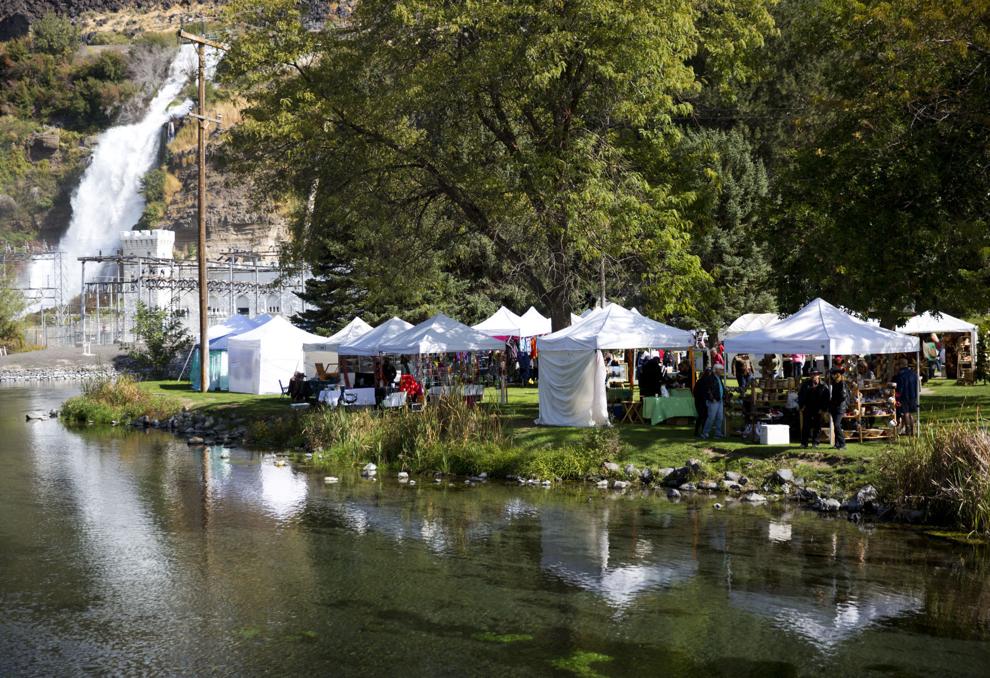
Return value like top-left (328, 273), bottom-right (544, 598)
top-left (876, 423), bottom-right (990, 533)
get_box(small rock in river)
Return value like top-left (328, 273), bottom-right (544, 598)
top-left (713, 502), bottom-right (723, 510)
top-left (741, 492), bottom-right (767, 503)
top-left (667, 488), bottom-right (681, 500)
top-left (596, 479), bottom-right (609, 489)
top-left (324, 476), bottom-right (339, 484)
top-left (398, 471), bottom-right (409, 480)
top-left (613, 480), bottom-right (629, 490)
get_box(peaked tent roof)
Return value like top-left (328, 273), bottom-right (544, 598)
top-left (897, 311), bottom-right (977, 335)
top-left (473, 306), bottom-right (524, 337)
top-left (202, 314), bottom-right (273, 350)
top-left (721, 313), bottom-right (780, 340)
top-left (538, 304), bottom-right (694, 352)
top-left (519, 306), bottom-right (552, 336)
top-left (723, 298), bottom-right (919, 355)
top-left (304, 316), bottom-right (373, 351)
top-left (338, 317), bottom-right (414, 356)
top-left (379, 313), bottom-right (504, 354)
top-left (230, 314), bottom-right (329, 347)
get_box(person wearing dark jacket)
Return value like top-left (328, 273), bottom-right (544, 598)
top-left (894, 358), bottom-right (920, 435)
top-left (699, 364), bottom-right (727, 439)
top-left (828, 368), bottom-right (850, 449)
top-left (640, 355), bottom-right (663, 398)
top-left (798, 370), bottom-right (829, 448)
top-left (692, 367), bottom-right (711, 436)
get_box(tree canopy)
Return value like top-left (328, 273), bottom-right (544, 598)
top-left (218, 0), bottom-right (990, 332)
top-left (221, 0), bottom-right (775, 330)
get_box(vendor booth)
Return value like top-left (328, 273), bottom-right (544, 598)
top-left (379, 314), bottom-right (503, 401)
top-left (896, 311), bottom-right (979, 381)
top-left (301, 317), bottom-right (373, 379)
top-left (536, 305), bottom-right (695, 427)
top-left (724, 298), bottom-right (920, 443)
top-left (227, 316), bottom-right (330, 395)
top-left (189, 314), bottom-right (272, 391)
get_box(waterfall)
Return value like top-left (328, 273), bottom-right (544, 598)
top-left (29, 45), bottom-right (198, 300)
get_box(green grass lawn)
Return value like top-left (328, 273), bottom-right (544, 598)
top-left (139, 381), bottom-right (288, 420)
top-left (138, 377), bottom-right (990, 489)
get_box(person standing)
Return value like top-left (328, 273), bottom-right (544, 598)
top-left (791, 354), bottom-right (805, 379)
top-left (700, 364), bottom-right (726, 439)
top-left (828, 368), bottom-right (850, 450)
top-left (693, 367), bottom-right (711, 437)
top-left (894, 358), bottom-right (920, 435)
top-left (798, 369), bottom-right (828, 448)
top-left (923, 334), bottom-right (939, 379)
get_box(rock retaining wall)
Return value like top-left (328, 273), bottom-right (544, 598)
top-left (0, 366), bottom-right (117, 383)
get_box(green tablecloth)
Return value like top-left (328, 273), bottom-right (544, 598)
top-left (642, 391), bottom-right (698, 425)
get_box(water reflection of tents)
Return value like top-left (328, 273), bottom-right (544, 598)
top-left (729, 586), bottom-right (921, 649)
top-left (539, 505), bottom-right (697, 609)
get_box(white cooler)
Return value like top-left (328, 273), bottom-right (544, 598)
top-left (759, 424), bottom-right (790, 445)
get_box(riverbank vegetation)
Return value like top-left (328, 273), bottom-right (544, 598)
top-left (877, 424), bottom-right (990, 534)
top-left (61, 375), bottom-right (182, 425)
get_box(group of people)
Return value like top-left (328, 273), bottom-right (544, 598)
top-left (795, 357), bottom-right (919, 447)
top-left (692, 354), bottom-right (921, 444)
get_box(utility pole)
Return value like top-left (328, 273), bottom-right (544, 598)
top-left (179, 28), bottom-right (225, 392)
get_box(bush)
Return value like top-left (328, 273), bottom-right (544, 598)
top-left (31, 14), bottom-right (80, 60)
top-left (129, 303), bottom-right (192, 378)
top-left (875, 424), bottom-right (990, 533)
top-left (61, 375), bottom-right (182, 425)
top-left (0, 274), bottom-right (25, 350)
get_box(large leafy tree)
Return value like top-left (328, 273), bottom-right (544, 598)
top-left (754, 0), bottom-right (990, 324)
top-left (221, 0), bottom-right (774, 330)
top-left (0, 274), bottom-right (25, 349)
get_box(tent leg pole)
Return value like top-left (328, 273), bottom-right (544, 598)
top-left (914, 348), bottom-right (921, 437)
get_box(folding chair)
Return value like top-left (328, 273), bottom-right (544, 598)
top-left (278, 380), bottom-right (289, 398)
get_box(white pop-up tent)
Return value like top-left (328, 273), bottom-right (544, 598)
top-left (519, 306), bottom-right (552, 337)
top-left (379, 313), bottom-right (504, 355)
top-left (723, 298), bottom-right (919, 356)
top-left (228, 316), bottom-right (330, 394)
top-left (302, 317), bottom-right (373, 378)
top-left (190, 314), bottom-right (273, 391)
top-left (339, 317), bottom-right (414, 356)
top-left (897, 311), bottom-right (978, 354)
top-left (536, 305), bottom-right (695, 427)
top-left (721, 313), bottom-right (780, 340)
top-left (473, 306), bottom-right (524, 337)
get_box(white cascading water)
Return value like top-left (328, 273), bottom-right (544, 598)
top-left (29, 45), bottom-right (198, 300)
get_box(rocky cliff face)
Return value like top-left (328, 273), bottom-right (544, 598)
top-left (161, 144), bottom-right (290, 254)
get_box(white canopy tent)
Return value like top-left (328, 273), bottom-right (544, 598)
top-left (519, 306), bottom-right (552, 337)
top-left (302, 317), bottom-right (373, 378)
top-left (228, 316), bottom-right (330, 394)
top-left (379, 313), bottom-right (504, 355)
top-left (189, 314), bottom-right (273, 391)
top-left (897, 311), bottom-right (978, 357)
top-left (536, 305), bottom-right (695, 427)
top-left (723, 298), bottom-right (919, 356)
top-left (338, 317), bottom-right (414, 356)
top-left (473, 306), bottom-right (524, 337)
top-left (721, 313), bottom-right (780, 341)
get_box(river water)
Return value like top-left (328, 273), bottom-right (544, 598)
top-left (2, 385), bottom-right (988, 676)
